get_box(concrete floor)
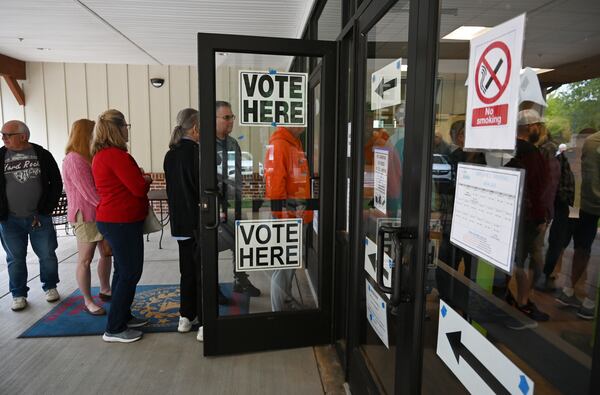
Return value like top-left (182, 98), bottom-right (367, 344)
top-left (0, 226), bottom-right (336, 395)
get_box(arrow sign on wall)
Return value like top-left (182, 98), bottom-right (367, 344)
top-left (436, 301), bottom-right (534, 395)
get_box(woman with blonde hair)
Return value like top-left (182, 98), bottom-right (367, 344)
top-left (63, 119), bottom-right (112, 315)
top-left (92, 109), bottom-right (152, 343)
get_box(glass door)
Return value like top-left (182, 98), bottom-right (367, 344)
top-left (197, 33), bottom-right (337, 355)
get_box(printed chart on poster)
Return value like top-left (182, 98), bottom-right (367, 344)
top-left (366, 280), bottom-right (389, 348)
top-left (450, 164), bottom-right (523, 273)
top-left (437, 300), bottom-right (534, 394)
top-left (465, 14), bottom-right (525, 150)
top-left (371, 58), bottom-right (403, 110)
top-left (235, 218), bottom-right (303, 272)
top-left (374, 149), bottom-right (389, 214)
top-left (239, 70), bottom-right (307, 127)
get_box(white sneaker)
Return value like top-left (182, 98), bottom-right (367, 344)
top-left (45, 288), bottom-right (60, 302)
top-left (196, 326), bottom-right (204, 342)
top-left (11, 297), bottom-right (27, 311)
top-left (178, 316), bottom-right (198, 333)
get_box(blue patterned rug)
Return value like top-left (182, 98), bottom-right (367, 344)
top-left (19, 283), bottom-right (249, 338)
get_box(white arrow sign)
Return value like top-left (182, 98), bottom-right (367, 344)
top-left (436, 300), bottom-right (534, 395)
top-left (371, 58), bottom-right (403, 110)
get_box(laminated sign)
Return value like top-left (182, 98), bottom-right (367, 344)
top-left (239, 70), bottom-right (307, 127)
top-left (235, 219), bottom-right (303, 272)
top-left (465, 14), bottom-right (525, 151)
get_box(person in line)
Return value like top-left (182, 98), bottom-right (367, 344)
top-left (0, 120), bottom-right (62, 311)
top-left (62, 119), bottom-right (112, 315)
top-left (264, 125), bottom-right (313, 311)
top-left (555, 128), bottom-right (600, 319)
top-left (537, 143), bottom-right (575, 291)
top-left (163, 108), bottom-right (205, 341)
top-left (215, 101), bottom-right (260, 297)
top-left (504, 109), bottom-right (550, 322)
top-left (92, 109), bottom-right (152, 343)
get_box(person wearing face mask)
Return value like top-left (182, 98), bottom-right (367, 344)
top-left (501, 109), bottom-right (550, 323)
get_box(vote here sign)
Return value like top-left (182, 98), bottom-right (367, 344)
top-left (235, 219), bottom-right (303, 272)
top-left (239, 70), bottom-right (307, 127)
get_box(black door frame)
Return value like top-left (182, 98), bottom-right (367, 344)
top-left (197, 33), bottom-right (337, 356)
top-left (345, 0), bottom-right (440, 393)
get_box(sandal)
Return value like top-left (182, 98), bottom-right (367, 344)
top-left (84, 305), bottom-right (106, 316)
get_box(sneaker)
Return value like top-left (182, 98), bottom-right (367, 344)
top-left (577, 306), bottom-right (595, 320)
top-left (102, 329), bottom-right (143, 343)
top-left (517, 301), bottom-right (550, 322)
top-left (178, 316), bottom-right (198, 333)
top-left (534, 275), bottom-right (556, 293)
top-left (11, 297), bottom-right (27, 311)
top-left (233, 278), bottom-right (261, 297)
top-left (127, 316), bottom-right (148, 328)
top-left (45, 288), bottom-right (60, 302)
top-left (555, 291), bottom-right (582, 308)
top-left (505, 316), bottom-right (538, 330)
top-left (196, 326), bottom-right (204, 342)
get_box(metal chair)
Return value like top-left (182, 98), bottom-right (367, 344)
top-left (51, 192), bottom-right (71, 235)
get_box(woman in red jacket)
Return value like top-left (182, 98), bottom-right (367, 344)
top-left (91, 109), bottom-right (152, 343)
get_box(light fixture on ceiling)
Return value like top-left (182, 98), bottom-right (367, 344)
top-left (442, 26), bottom-right (491, 41)
top-left (150, 78), bottom-right (165, 88)
top-left (530, 68), bottom-right (555, 74)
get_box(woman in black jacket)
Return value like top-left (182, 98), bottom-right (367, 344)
top-left (164, 108), bottom-right (202, 338)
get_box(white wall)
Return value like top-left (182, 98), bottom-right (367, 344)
top-left (0, 62), bottom-right (199, 172)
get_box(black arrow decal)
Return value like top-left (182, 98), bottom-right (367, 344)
top-left (446, 331), bottom-right (511, 395)
top-left (368, 252), bottom-right (389, 280)
top-left (375, 78), bottom-right (398, 98)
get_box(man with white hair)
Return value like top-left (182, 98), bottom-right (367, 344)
top-left (0, 120), bottom-right (63, 311)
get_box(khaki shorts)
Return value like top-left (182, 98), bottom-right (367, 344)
top-left (71, 211), bottom-right (103, 243)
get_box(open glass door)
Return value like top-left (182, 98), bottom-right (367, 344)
top-left (197, 33), bottom-right (337, 355)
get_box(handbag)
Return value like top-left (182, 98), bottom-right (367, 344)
top-left (143, 209), bottom-right (162, 234)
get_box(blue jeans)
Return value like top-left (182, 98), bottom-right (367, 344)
top-left (97, 221), bottom-right (144, 334)
top-left (0, 214), bottom-right (59, 297)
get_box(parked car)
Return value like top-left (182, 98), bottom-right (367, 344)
top-left (217, 150), bottom-right (254, 176)
top-left (432, 154), bottom-right (452, 182)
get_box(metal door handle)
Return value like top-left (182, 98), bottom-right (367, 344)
top-left (202, 189), bottom-right (220, 230)
top-left (376, 225), bottom-right (417, 306)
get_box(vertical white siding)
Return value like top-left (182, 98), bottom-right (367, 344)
top-left (0, 61), bottom-right (220, 173)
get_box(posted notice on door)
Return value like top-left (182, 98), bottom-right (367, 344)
top-left (450, 164), bottom-right (523, 273)
top-left (374, 149), bottom-right (389, 214)
top-left (366, 280), bottom-right (389, 348)
top-left (235, 218), bottom-right (303, 272)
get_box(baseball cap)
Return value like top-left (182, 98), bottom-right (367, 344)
top-left (517, 109), bottom-right (544, 126)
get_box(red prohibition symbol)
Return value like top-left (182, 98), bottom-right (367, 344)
top-left (475, 41), bottom-right (512, 104)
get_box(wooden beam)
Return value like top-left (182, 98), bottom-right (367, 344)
top-left (2, 76), bottom-right (25, 105)
top-left (0, 54), bottom-right (26, 80)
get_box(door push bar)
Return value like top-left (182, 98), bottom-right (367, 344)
top-left (376, 225), bottom-right (417, 307)
top-left (201, 189), bottom-right (220, 230)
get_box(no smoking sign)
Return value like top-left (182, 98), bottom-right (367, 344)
top-left (465, 14), bottom-right (525, 151)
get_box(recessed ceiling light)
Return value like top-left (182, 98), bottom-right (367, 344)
top-left (530, 68), bottom-right (554, 74)
top-left (442, 26), bottom-right (491, 41)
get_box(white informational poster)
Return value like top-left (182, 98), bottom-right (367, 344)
top-left (235, 218), bottom-right (303, 272)
top-left (450, 164), bottom-right (524, 273)
top-left (312, 211), bottom-right (318, 234)
top-left (437, 300), bottom-right (534, 395)
top-left (374, 149), bottom-right (389, 214)
top-left (371, 58), bottom-right (403, 111)
top-left (366, 280), bottom-right (389, 348)
top-left (347, 122), bottom-right (352, 158)
top-left (465, 14), bottom-right (525, 151)
top-left (364, 237), bottom-right (393, 294)
top-left (239, 70), bottom-right (307, 127)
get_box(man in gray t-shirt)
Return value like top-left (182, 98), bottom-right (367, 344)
top-left (4, 147), bottom-right (43, 217)
top-left (0, 120), bottom-right (63, 312)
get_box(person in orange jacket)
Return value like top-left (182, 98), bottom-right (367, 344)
top-left (264, 126), bottom-right (312, 311)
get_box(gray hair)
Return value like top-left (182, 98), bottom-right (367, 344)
top-left (1, 120), bottom-right (30, 139)
top-left (169, 108), bottom-right (199, 148)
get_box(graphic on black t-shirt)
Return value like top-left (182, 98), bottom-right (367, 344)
top-left (4, 151), bottom-right (41, 183)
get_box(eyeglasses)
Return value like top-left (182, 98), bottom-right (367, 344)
top-left (1, 132), bottom-right (24, 139)
top-left (217, 115), bottom-right (236, 121)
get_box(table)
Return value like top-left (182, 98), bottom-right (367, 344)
top-left (147, 189), bottom-right (170, 249)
